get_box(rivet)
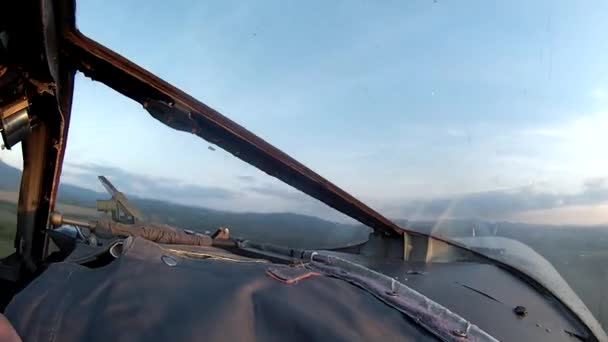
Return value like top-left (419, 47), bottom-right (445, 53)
top-left (513, 306), bottom-right (527, 317)
top-left (161, 255), bottom-right (177, 266)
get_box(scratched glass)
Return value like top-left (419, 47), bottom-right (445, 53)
top-left (58, 0), bottom-right (608, 329)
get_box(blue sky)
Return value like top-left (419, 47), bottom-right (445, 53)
top-left (3, 0), bottom-right (608, 223)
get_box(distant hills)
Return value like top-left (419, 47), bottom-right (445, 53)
top-left (2, 160), bottom-right (608, 250)
top-left (0, 160), bottom-right (20, 192)
top-left (0, 160), bottom-right (370, 249)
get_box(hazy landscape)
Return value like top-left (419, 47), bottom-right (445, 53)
top-left (0, 160), bottom-right (607, 329)
top-left (0, 160), bottom-right (371, 257)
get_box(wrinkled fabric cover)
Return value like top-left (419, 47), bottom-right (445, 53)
top-left (5, 238), bottom-right (436, 342)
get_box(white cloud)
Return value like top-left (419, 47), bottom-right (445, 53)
top-left (0, 144), bottom-right (23, 170)
top-left (515, 112), bottom-right (608, 182)
top-left (591, 87), bottom-right (608, 100)
top-left (511, 204), bottom-right (608, 225)
top-left (446, 128), bottom-right (468, 138)
top-left (521, 128), bottom-right (569, 138)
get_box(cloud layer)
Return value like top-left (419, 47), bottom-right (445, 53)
top-left (63, 162), bottom-right (237, 201)
top-left (60, 162), bottom-right (352, 222)
top-left (383, 179), bottom-right (608, 224)
top-left (59, 161), bottom-right (608, 226)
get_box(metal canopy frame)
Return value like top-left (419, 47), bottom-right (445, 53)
top-left (61, 29), bottom-right (407, 238)
top-left (4, 0), bottom-right (416, 279)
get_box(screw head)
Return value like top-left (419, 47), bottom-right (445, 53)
top-left (514, 306), bottom-right (527, 317)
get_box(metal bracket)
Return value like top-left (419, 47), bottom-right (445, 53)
top-left (0, 98), bottom-right (30, 150)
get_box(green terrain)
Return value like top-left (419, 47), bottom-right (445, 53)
top-left (0, 200), bottom-right (17, 257)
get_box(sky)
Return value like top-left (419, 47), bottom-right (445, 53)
top-left (3, 0), bottom-right (608, 224)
